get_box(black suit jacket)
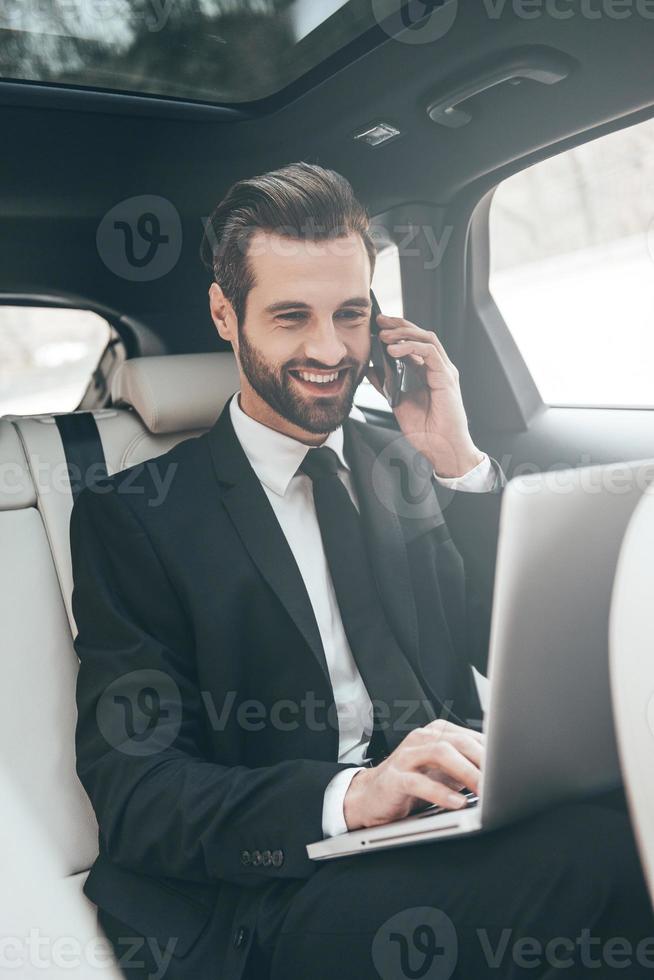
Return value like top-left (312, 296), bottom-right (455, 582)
top-left (70, 397), bottom-right (503, 979)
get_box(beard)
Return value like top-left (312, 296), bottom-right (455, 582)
top-left (237, 326), bottom-right (367, 434)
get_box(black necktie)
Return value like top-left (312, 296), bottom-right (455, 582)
top-left (299, 446), bottom-right (436, 759)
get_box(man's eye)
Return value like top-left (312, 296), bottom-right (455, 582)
top-left (337, 309), bottom-right (367, 321)
top-left (277, 310), bottom-right (367, 324)
top-left (278, 312), bottom-right (307, 323)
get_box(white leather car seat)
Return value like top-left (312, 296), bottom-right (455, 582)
top-left (609, 484), bottom-right (654, 910)
top-left (8, 352), bottom-right (241, 634)
top-left (0, 348), bottom-right (369, 969)
top-left (0, 761), bottom-right (122, 976)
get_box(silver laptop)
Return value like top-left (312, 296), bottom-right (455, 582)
top-left (307, 458), bottom-right (654, 861)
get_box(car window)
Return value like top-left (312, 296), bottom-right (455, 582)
top-left (489, 114), bottom-right (654, 408)
top-left (354, 241), bottom-right (403, 413)
top-left (0, 0), bottom-right (377, 105)
top-left (0, 307), bottom-right (111, 416)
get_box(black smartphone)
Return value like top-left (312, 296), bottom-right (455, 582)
top-left (369, 289), bottom-right (424, 407)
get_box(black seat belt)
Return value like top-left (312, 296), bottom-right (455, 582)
top-left (55, 413), bottom-right (108, 502)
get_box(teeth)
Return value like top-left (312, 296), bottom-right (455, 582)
top-left (297, 370), bottom-right (340, 384)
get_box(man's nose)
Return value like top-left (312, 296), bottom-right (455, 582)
top-left (302, 319), bottom-right (349, 366)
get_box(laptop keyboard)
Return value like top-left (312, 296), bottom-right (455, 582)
top-left (411, 788), bottom-right (480, 820)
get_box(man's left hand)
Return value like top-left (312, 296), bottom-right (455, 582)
top-left (366, 313), bottom-right (485, 478)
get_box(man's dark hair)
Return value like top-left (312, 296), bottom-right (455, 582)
top-left (200, 161), bottom-right (378, 326)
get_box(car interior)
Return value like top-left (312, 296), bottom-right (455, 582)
top-left (1, 0), bottom-right (653, 973)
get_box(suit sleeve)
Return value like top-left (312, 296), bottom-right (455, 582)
top-left (70, 483), bottom-right (351, 887)
top-left (433, 458), bottom-right (505, 676)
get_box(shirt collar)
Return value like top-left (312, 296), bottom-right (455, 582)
top-left (229, 391), bottom-right (350, 497)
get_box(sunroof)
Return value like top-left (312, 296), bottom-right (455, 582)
top-left (0, 0), bottom-right (379, 105)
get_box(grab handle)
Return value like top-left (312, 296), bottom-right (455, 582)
top-left (427, 48), bottom-right (574, 128)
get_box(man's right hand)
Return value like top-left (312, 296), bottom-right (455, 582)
top-left (343, 720), bottom-right (484, 832)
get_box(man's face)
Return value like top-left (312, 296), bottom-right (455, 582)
top-left (233, 230), bottom-right (372, 435)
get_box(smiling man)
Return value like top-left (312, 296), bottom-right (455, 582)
top-left (220, 232), bottom-right (373, 439)
top-left (71, 162), bottom-right (654, 980)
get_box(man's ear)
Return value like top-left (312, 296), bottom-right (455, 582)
top-left (209, 283), bottom-right (239, 348)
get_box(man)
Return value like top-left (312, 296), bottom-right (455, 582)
top-left (71, 162), bottom-right (653, 980)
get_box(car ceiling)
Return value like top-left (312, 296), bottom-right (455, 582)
top-left (1, 2), bottom-right (653, 354)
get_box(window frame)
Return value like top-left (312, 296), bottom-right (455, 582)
top-left (465, 102), bottom-right (654, 428)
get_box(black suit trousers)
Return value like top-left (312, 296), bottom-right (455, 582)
top-left (262, 788), bottom-right (653, 980)
top-left (96, 789), bottom-right (654, 980)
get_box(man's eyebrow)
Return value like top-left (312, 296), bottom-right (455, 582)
top-left (264, 296), bottom-right (371, 313)
top-left (340, 296), bottom-right (372, 308)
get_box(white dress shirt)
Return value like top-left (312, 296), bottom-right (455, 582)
top-left (229, 393), bottom-right (495, 838)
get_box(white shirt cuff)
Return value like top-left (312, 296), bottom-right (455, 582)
top-left (433, 453), bottom-right (496, 493)
top-left (321, 767), bottom-right (365, 838)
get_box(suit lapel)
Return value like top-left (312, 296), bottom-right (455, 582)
top-left (343, 419), bottom-right (421, 669)
top-left (206, 400), bottom-right (330, 683)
